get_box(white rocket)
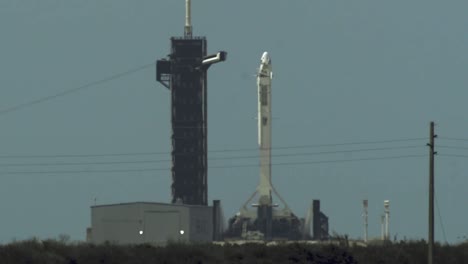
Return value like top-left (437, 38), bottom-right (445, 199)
top-left (257, 52), bottom-right (274, 205)
top-left (238, 52), bottom-right (292, 218)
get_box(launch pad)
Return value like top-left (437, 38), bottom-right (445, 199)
top-left (223, 52), bottom-right (327, 241)
top-left (88, 1), bottom-right (328, 245)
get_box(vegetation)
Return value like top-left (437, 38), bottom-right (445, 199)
top-left (0, 238), bottom-right (467, 264)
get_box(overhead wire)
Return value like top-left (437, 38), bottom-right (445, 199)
top-left (438, 146), bottom-right (468, 151)
top-left (210, 145), bottom-right (425, 161)
top-left (0, 159), bottom-right (169, 167)
top-left (209, 137), bottom-right (428, 153)
top-left (0, 62), bottom-right (155, 116)
top-left (0, 154), bottom-right (426, 174)
top-left (0, 151), bottom-right (169, 159)
top-left (0, 137), bottom-right (427, 159)
top-left (438, 154), bottom-right (468, 158)
top-left (0, 168), bottom-right (167, 175)
top-left (0, 145), bottom-right (425, 167)
top-left (0, 66), bottom-right (430, 173)
top-left (209, 154), bottom-right (426, 169)
top-left (435, 144), bottom-right (468, 158)
top-left (438, 137), bottom-right (468, 142)
top-left (0, 142), bottom-right (424, 161)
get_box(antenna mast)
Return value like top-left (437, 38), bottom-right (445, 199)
top-left (184, 0), bottom-right (193, 38)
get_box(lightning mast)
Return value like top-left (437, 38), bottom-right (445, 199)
top-left (184, 0), bottom-right (192, 38)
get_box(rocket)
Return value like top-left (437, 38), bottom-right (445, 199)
top-left (237, 52), bottom-right (292, 218)
top-left (256, 52), bottom-right (274, 206)
top-left (228, 52), bottom-right (300, 238)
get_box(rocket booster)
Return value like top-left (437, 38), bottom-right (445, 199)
top-left (257, 51), bottom-right (273, 205)
top-left (236, 52), bottom-right (293, 217)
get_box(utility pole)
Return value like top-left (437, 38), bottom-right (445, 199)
top-left (363, 199), bottom-right (368, 243)
top-left (427, 121), bottom-right (436, 264)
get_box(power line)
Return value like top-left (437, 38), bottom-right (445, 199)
top-left (438, 146), bottom-right (468, 150)
top-left (0, 159), bottom-right (170, 167)
top-left (210, 145), bottom-right (425, 161)
top-left (0, 154), bottom-right (425, 174)
top-left (0, 168), bottom-right (167, 175)
top-left (209, 138), bottom-right (428, 153)
top-left (0, 142), bottom-right (426, 160)
top-left (175, 137), bottom-right (427, 154)
top-left (0, 62), bottom-right (154, 116)
top-left (0, 146), bottom-right (423, 166)
top-left (438, 154), bottom-right (468, 158)
top-left (438, 137), bottom-right (468, 142)
top-left (0, 152), bottom-right (169, 159)
top-left (209, 154), bottom-right (426, 169)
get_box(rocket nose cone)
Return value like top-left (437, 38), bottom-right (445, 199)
top-left (261, 52), bottom-right (271, 65)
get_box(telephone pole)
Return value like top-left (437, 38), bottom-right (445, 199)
top-left (363, 199), bottom-right (368, 243)
top-left (427, 121), bottom-right (436, 264)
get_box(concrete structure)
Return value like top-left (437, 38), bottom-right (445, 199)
top-left (87, 202), bottom-right (214, 245)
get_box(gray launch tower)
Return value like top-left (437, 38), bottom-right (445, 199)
top-left (156, 0), bottom-right (226, 205)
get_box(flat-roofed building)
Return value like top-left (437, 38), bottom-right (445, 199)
top-left (88, 202), bottom-right (214, 245)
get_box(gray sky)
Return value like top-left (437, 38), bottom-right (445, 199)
top-left (0, 0), bottom-right (467, 243)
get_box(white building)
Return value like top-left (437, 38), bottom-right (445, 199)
top-left (87, 202), bottom-right (215, 245)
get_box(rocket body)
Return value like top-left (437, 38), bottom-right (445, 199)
top-left (227, 53), bottom-right (302, 235)
top-left (257, 52), bottom-right (273, 205)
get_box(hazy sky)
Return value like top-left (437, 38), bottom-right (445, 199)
top-left (0, 0), bottom-right (467, 244)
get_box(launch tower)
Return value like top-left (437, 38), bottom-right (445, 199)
top-left (156, 0), bottom-right (226, 205)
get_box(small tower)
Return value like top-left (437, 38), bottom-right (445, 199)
top-left (384, 200), bottom-right (390, 240)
